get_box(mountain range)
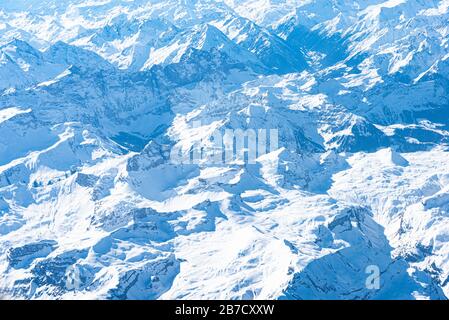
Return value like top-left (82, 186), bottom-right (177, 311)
top-left (1, 0), bottom-right (449, 300)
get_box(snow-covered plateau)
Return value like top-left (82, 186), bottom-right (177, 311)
top-left (1, 0), bottom-right (449, 300)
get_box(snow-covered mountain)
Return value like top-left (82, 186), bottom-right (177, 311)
top-left (1, 0), bottom-right (449, 300)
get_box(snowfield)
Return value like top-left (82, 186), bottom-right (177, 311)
top-left (0, 0), bottom-right (449, 300)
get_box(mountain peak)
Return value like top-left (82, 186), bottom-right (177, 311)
top-left (1, 38), bottom-right (41, 55)
top-left (44, 40), bottom-right (114, 70)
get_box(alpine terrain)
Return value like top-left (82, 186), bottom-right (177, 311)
top-left (1, 0), bottom-right (449, 300)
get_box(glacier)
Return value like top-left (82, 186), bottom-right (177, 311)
top-left (0, 0), bottom-right (449, 300)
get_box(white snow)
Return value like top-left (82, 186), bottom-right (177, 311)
top-left (0, 107), bottom-right (31, 124)
top-left (1, 0), bottom-right (449, 300)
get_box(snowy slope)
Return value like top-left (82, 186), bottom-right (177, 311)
top-left (0, 0), bottom-right (449, 300)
